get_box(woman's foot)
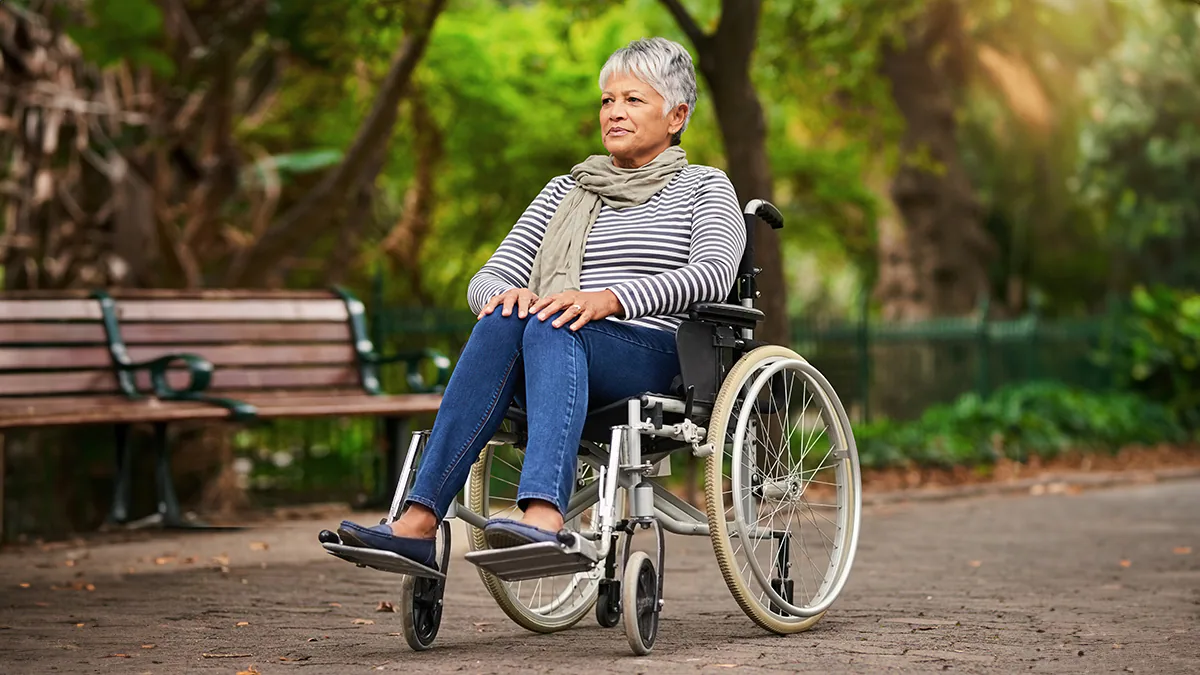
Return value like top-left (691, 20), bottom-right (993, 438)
top-left (336, 520), bottom-right (438, 569)
top-left (334, 504), bottom-right (441, 569)
top-left (483, 499), bottom-right (568, 549)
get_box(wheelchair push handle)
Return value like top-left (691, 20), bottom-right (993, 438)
top-left (744, 199), bottom-right (784, 230)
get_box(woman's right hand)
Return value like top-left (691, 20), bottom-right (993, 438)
top-left (478, 288), bottom-right (540, 320)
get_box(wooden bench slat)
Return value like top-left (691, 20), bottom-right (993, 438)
top-left (0, 369), bottom-right (117, 395)
top-left (225, 392), bottom-right (443, 418)
top-left (0, 300), bottom-right (102, 321)
top-left (133, 365), bottom-right (362, 392)
top-left (0, 323), bottom-right (108, 344)
top-left (0, 395), bottom-right (231, 428)
top-left (115, 299), bottom-right (349, 322)
top-left (122, 322), bottom-right (351, 344)
top-left (0, 346), bottom-right (112, 370)
top-left (0, 344), bottom-right (357, 370)
top-left (127, 344), bottom-right (356, 367)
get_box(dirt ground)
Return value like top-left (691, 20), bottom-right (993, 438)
top-left (1, 478), bottom-right (1197, 674)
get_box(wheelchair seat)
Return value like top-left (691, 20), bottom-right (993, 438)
top-left (504, 392), bottom-right (699, 448)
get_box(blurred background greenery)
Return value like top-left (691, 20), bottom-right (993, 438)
top-left (1, 0), bottom-right (1197, 539)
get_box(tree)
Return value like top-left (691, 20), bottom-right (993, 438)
top-left (659, 0), bottom-right (788, 343)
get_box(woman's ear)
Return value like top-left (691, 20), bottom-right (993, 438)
top-left (668, 103), bottom-right (689, 134)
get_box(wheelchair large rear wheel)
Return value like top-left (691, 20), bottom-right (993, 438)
top-left (467, 443), bottom-right (601, 633)
top-left (704, 345), bottom-right (862, 633)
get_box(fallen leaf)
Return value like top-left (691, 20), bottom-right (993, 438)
top-left (180, 556), bottom-right (197, 564)
top-left (64, 559), bottom-right (76, 567)
top-left (1173, 547), bottom-right (1192, 555)
top-left (236, 667), bottom-right (260, 675)
top-left (472, 622), bottom-right (492, 628)
top-left (1113, 644), bottom-right (1123, 649)
top-left (328, 602), bottom-right (342, 608)
top-left (375, 601), bottom-right (396, 613)
top-left (388, 632), bottom-right (402, 637)
top-left (75, 623), bottom-right (85, 628)
top-left (106, 653), bottom-right (131, 658)
top-left (212, 554), bottom-right (231, 567)
top-left (201, 653), bottom-right (252, 658)
top-left (306, 637), bottom-right (319, 643)
top-left (249, 542), bottom-right (269, 551)
top-left (154, 556), bottom-right (176, 566)
top-left (34, 602), bottom-right (49, 608)
top-left (968, 560), bottom-right (982, 568)
top-left (236, 621), bottom-right (250, 627)
top-left (351, 618), bottom-right (375, 625)
top-left (141, 644), bottom-right (155, 649)
top-left (18, 583), bottom-right (30, 588)
top-left (1119, 560), bottom-right (1132, 568)
top-left (85, 583), bottom-right (95, 592)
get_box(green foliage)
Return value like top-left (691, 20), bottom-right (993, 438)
top-left (64, 0), bottom-right (174, 75)
top-left (1119, 285), bottom-right (1200, 427)
top-left (1075, 0), bottom-right (1200, 290)
top-left (851, 381), bottom-right (1187, 470)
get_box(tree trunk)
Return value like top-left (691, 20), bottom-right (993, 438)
top-left (660, 0), bottom-right (788, 344)
top-left (875, 0), bottom-right (995, 320)
top-left (225, 0), bottom-right (447, 287)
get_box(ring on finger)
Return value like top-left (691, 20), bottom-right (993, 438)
top-left (571, 304), bottom-right (582, 312)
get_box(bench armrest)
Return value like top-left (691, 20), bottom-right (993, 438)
top-left (687, 302), bottom-right (764, 331)
top-left (366, 348), bottom-right (452, 394)
top-left (120, 353), bottom-right (257, 421)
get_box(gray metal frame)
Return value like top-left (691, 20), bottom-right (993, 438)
top-left (385, 393), bottom-right (716, 563)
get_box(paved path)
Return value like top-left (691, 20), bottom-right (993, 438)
top-left (1, 480), bottom-right (1197, 674)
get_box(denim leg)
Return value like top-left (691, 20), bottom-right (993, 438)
top-left (517, 315), bottom-right (680, 514)
top-left (404, 311), bottom-right (529, 520)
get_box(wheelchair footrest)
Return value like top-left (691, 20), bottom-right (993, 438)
top-left (465, 534), bottom-right (599, 582)
top-left (322, 542), bottom-right (445, 580)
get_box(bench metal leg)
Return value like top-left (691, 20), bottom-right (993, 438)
top-left (106, 424), bottom-right (134, 525)
top-left (152, 423), bottom-right (187, 528)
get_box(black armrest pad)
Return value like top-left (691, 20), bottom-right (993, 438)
top-left (687, 302), bottom-right (764, 328)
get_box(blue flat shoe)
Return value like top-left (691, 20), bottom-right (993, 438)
top-left (483, 518), bottom-right (562, 549)
top-left (336, 520), bottom-right (438, 570)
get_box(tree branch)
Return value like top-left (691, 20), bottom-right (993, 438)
top-left (658, 0), bottom-right (710, 49)
top-left (224, 0), bottom-right (447, 286)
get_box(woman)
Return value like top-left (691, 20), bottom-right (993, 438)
top-left (337, 36), bottom-right (745, 569)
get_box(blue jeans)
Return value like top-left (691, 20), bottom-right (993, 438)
top-left (404, 310), bottom-right (680, 520)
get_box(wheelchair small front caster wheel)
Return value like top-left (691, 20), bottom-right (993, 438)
top-left (399, 574), bottom-right (444, 651)
top-left (622, 551), bottom-right (659, 655)
top-left (595, 579), bottom-right (621, 628)
top-left (318, 529), bottom-right (340, 545)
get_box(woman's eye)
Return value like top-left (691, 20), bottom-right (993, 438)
top-left (628, 97), bottom-right (642, 103)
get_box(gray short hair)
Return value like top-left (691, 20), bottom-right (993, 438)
top-left (598, 37), bottom-right (697, 146)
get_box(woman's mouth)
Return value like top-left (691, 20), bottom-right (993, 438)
top-left (608, 127), bottom-right (630, 137)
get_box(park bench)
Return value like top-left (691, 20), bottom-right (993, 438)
top-left (0, 289), bottom-right (447, 531)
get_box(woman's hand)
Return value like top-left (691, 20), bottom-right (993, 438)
top-left (478, 288), bottom-right (540, 320)
top-left (530, 290), bottom-right (624, 331)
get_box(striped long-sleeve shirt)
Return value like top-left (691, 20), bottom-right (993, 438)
top-left (467, 165), bottom-right (747, 334)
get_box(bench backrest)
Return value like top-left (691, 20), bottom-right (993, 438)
top-left (110, 290), bottom-right (370, 396)
top-left (0, 290), bottom-right (375, 400)
top-left (0, 297), bottom-right (122, 399)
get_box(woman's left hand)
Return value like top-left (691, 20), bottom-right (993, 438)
top-left (530, 290), bottom-right (624, 331)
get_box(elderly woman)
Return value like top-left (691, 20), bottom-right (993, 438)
top-left (337, 36), bottom-right (745, 569)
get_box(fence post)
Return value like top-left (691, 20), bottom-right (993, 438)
top-left (976, 294), bottom-right (991, 398)
top-left (856, 290), bottom-right (871, 423)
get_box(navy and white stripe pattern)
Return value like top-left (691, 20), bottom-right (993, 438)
top-left (468, 165), bottom-right (746, 333)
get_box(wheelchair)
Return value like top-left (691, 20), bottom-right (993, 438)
top-left (318, 200), bottom-right (862, 655)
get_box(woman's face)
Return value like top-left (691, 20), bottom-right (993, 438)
top-left (600, 72), bottom-right (687, 168)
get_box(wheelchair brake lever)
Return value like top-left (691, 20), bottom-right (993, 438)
top-left (682, 386), bottom-right (694, 420)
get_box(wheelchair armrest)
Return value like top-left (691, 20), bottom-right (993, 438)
top-left (687, 302), bottom-right (764, 330)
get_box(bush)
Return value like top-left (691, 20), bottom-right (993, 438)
top-left (1121, 285), bottom-right (1200, 428)
top-left (852, 381), bottom-right (1188, 470)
